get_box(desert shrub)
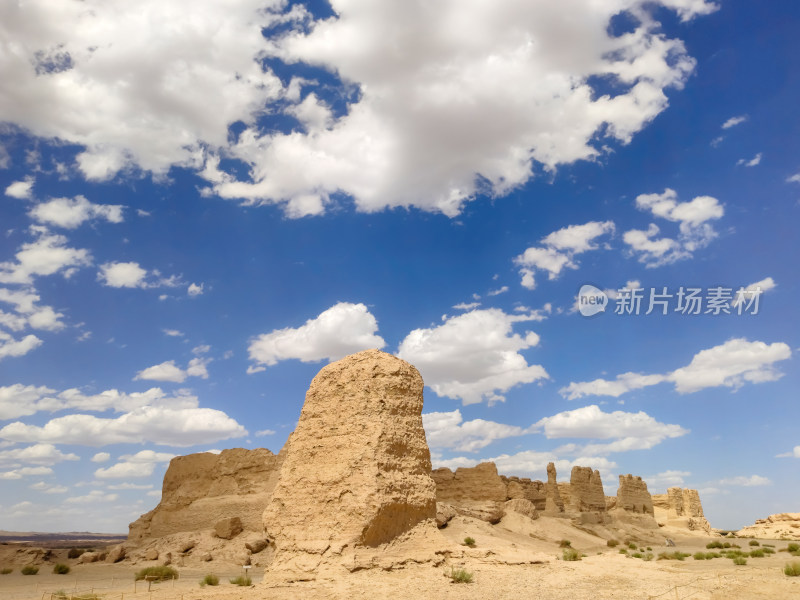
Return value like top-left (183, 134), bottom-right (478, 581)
top-left (764, 543), bottom-right (775, 547)
top-left (448, 567), bottom-right (473, 584)
top-left (200, 574), bottom-right (219, 587)
top-left (723, 542), bottom-right (732, 548)
top-left (693, 552), bottom-right (707, 560)
top-left (21, 565), bottom-right (39, 575)
top-left (657, 552), bottom-right (689, 561)
top-left (749, 540), bottom-right (760, 547)
top-left (562, 548), bottom-right (580, 561)
top-left (135, 566), bottom-right (178, 581)
top-left (631, 552), bottom-right (643, 559)
top-left (732, 556), bottom-right (747, 566)
top-left (463, 537), bottom-right (476, 547)
top-left (559, 540), bottom-right (571, 548)
top-left (749, 549), bottom-right (765, 558)
top-left (627, 542), bottom-right (637, 550)
top-left (53, 564), bottom-right (70, 575)
top-left (67, 548), bottom-right (84, 559)
top-left (707, 541), bottom-right (723, 549)
top-left (785, 561), bottom-right (800, 577)
top-left (1, 568), bottom-right (12, 575)
top-left (787, 543), bottom-right (800, 553)
top-left (643, 553), bottom-right (654, 562)
top-left (707, 552), bottom-right (721, 559)
top-left (619, 548), bottom-right (628, 554)
top-left (229, 576), bottom-right (251, 586)
top-left (607, 539), bottom-right (619, 547)
top-left (646, 546), bottom-right (652, 551)
top-left (763, 547), bottom-right (775, 554)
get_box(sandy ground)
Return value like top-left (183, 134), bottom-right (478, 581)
top-left (2, 521), bottom-right (799, 600)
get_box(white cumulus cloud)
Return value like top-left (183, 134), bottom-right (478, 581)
top-left (248, 302), bottom-right (386, 371)
top-left (624, 188), bottom-right (724, 267)
top-left (514, 221), bottom-right (615, 289)
top-left (397, 308), bottom-right (548, 405)
top-left (561, 338), bottom-right (791, 399)
top-left (5, 177), bottom-right (34, 199)
top-left (29, 196), bottom-right (124, 229)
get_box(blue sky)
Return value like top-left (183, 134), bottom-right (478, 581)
top-left (0, 0), bottom-right (798, 533)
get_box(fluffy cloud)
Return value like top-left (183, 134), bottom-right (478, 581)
top-left (91, 452), bottom-right (111, 463)
top-left (0, 385), bottom-right (199, 419)
top-left (0, 228), bottom-right (91, 285)
top-left (96, 262), bottom-right (147, 288)
top-left (5, 177), bottom-right (34, 199)
top-left (134, 358), bottom-right (211, 383)
top-left (397, 308), bottom-right (548, 405)
top-left (534, 404), bottom-right (688, 455)
top-left (423, 410), bottom-right (528, 452)
top-left (94, 450), bottom-right (175, 479)
top-left (248, 302), bottom-right (386, 371)
top-left (0, 384), bottom-right (58, 420)
top-left (29, 196), bottom-right (124, 229)
top-left (776, 446), bottom-right (800, 459)
top-left (0, 0), bottom-right (287, 181)
top-left (787, 173), bottom-right (800, 184)
top-left (624, 189), bottom-right (724, 267)
top-left (645, 470), bottom-right (691, 490)
top-left (97, 262), bottom-right (182, 289)
top-left (0, 287), bottom-right (66, 332)
top-left (0, 406), bottom-right (247, 447)
top-left (1, 0), bottom-right (715, 215)
top-left (514, 221), bottom-right (615, 289)
top-left (0, 443), bottom-right (79, 467)
top-left (187, 283), bottom-right (204, 297)
top-left (0, 466), bottom-right (54, 480)
top-left (206, 1), bottom-right (713, 216)
top-left (65, 491), bottom-right (119, 504)
top-left (561, 338), bottom-right (791, 399)
top-left (29, 481), bottom-right (68, 493)
top-left (0, 331), bottom-right (42, 361)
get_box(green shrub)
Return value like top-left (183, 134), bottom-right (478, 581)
top-left (1, 568), bottom-right (12, 575)
top-left (707, 552), bottom-right (721, 559)
top-left (646, 546), bottom-right (652, 551)
top-left (631, 552), bottom-right (643, 559)
top-left (53, 564), bottom-right (70, 575)
top-left (562, 548), bottom-right (580, 561)
top-left (785, 561), bottom-right (800, 577)
top-left (200, 574), bottom-right (219, 587)
top-left (657, 552), bottom-right (689, 561)
top-left (764, 544), bottom-right (775, 548)
top-left (627, 542), bottom-right (637, 550)
top-left (749, 540), bottom-right (760, 547)
top-left (135, 566), bottom-right (178, 581)
top-left (643, 553), bottom-right (654, 562)
top-left (707, 541), bottom-right (724, 549)
top-left (448, 567), bottom-right (473, 584)
top-left (693, 552), bottom-right (707, 560)
top-left (559, 540), bottom-right (571, 548)
top-left (67, 548), bottom-right (84, 559)
top-left (749, 549), bottom-right (765, 558)
top-left (723, 542), bottom-right (732, 548)
top-left (229, 576), bottom-right (251, 586)
top-left (21, 565), bottom-right (39, 575)
top-left (463, 537), bottom-right (476, 547)
top-left (787, 543), bottom-right (800, 553)
top-left (619, 548), bottom-right (628, 554)
top-left (733, 556), bottom-right (747, 566)
top-left (607, 539), bottom-right (619, 547)
top-left (763, 547), bottom-right (775, 554)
